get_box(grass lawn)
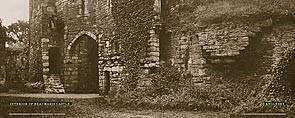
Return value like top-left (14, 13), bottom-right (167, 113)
top-left (0, 96), bottom-right (229, 118)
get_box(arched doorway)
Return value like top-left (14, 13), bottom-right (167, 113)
top-left (69, 34), bottom-right (99, 93)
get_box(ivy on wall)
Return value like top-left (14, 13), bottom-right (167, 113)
top-left (112, 0), bottom-right (154, 90)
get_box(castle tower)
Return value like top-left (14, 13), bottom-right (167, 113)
top-left (29, 0), bottom-right (58, 79)
top-left (29, 0), bottom-right (65, 93)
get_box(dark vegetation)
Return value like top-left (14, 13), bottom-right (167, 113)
top-left (110, 65), bottom-right (239, 111)
top-left (0, 20), bottom-right (39, 93)
top-left (0, 84), bottom-right (9, 93)
top-left (112, 0), bottom-right (154, 90)
top-left (0, 20), bottom-right (8, 93)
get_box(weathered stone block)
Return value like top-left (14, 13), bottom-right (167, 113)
top-left (42, 55), bottom-right (49, 60)
top-left (42, 62), bottom-right (49, 67)
top-left (148, 52), bottom-right (160, 57)
top-left (43, 68), bottom-right (49, 72)
top-left (41, 38), bottom-right (50, 43)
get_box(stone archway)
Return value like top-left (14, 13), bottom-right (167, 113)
top-left (67, 34), bottom-right (99, 93)
top-left (67, 31), bottom-right (98, 52)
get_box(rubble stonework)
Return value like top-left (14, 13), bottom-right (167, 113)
top-left (29, 0), bottom-right (138, 93)
top-left (28, 0), bottom-right (295, 94)
top-left (44, 75), bottom-right (65, 94)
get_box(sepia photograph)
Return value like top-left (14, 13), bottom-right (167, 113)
top-left (0, 0), bottom-right (295, 117)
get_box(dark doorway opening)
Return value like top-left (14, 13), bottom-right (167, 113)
top-left (159, 30), bottom-right (171, 63)
top-left (104, 71), bottom-right (110, 95)
top-left (71, 35), bottom-right (99, 93)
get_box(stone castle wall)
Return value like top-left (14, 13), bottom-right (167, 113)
top-left (29, 0), bottom-right (255, 93)
top-left (29, 0), bottom-right (48, 82)
top-left (29, 0), bottom-right (137, 93)
top-left (28, 0), bottom-right (295, 94)
top-left (56, 0), bottom-right (124, 93)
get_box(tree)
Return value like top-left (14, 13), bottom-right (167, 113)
top-left (7, 20), bottom-right (29, 44)
top-left (0, 19), bottom-right (7, 64)
top-left (5, 20), bottom-right (29, 52)
top-left (5, 20), bottom-right (30, 85)
top-left (0, 19), bottom-right (7, 42)
top-left (0, 19), bottom-right (8, 88)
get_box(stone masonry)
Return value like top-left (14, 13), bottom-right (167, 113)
top-left (27, 0), bottom-right (258, 93)
top-left (29, 0), bottom-right (295, 94)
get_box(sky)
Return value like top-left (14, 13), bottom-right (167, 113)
top-left (0, 0), bottom-right (29, 27)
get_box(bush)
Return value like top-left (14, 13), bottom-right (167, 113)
top-left (23, 81), bottom-right (44, 93)
top-left (6, 80), bottom-right (43, 93)
top-left (24, 81), bottom-right (44, 89)
top-left (0, 84), bottom-right (9, 93)
top-left (147, 65), bottom-right (186, 96)
top-left (113, 84), bottom-right (239, 111)
top-left (112, 65), bottom-right (239, 111)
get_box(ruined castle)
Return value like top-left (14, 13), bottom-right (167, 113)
top-left (29, 0), bottom-right (295, 94)
top-left (29, 0), bottom-right (172, 93)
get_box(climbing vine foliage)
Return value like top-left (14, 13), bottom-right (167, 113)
top-left (112, 0), bottom-right (154, 90)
